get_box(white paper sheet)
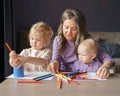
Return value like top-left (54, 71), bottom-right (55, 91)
top-left (75, 72), bottom-right (107, 81)
top-left (7, 71), bottom-right (54, 80)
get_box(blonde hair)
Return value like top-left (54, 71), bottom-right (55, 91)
top-left (29, 21), bottom-right (53, 40)
top-left (78, 38), bottom-right (98, 54)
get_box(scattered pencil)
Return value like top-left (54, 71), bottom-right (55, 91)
top-left (17, 80), bottom-right (43, 84)
top-left (70, 80), bottom-right (79, 85)
top-left (57, 77), bottom-right (62, 89)
top-left (33, 74), bottom-right (54, 81)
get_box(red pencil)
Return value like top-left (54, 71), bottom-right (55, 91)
top-left (17, 80), bottom-right (43, 84)
top-left (70, 80), bottom-right (79, 85)
top-left (5, 42), bottom-right (12, 52)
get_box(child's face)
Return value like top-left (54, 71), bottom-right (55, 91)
top-left (63, 19), bottom-right (78, 41)
top-left (78, 46), bottom-right (95, 64)
top-left (29, 34), bottom-right (48, 50)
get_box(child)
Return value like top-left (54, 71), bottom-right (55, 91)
top-left (72, 38), bottom-right (102, 72)
top-left (9, 21), bottom-right (53, 72)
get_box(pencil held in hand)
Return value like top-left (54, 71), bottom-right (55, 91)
top-left (5, 42), bottom-right (12, 52)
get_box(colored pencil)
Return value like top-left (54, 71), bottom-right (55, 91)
top-left (66, 71), bottom-right (80, 77)
top-left (56, 74), bottom-right (71, 80)
top-left (17, 80), bottom-right (43, 84)
top-left (33, 74), bottom-right (53, 80)
top-left (70, 80), bottom-right (79, 85)
top-left (56, 74), bottom-right (69, 84)
top-left (57, 77), bottom-right (62, 89)
top-left (5, 42), bottom-right (12, 52)
top-left (34, 74), bottom-right (54, 81)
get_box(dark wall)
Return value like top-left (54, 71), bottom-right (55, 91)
top-left (0, 0), bottom-right (4, 82)
top-left (12, 0), bottom-right (120, 53)
top-left (13, 0), bottom-right (120, 32)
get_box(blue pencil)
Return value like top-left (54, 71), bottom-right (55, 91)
top-left (67, 71), bottom-right (80, 77)
top-left (65, 71), bottom-right (87, 78)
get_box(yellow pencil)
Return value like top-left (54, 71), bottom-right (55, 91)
top-left (56, 74), bottom-right (71, 80)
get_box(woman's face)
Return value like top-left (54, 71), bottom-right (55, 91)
top-left (63, 19), bottom-right (78, 41)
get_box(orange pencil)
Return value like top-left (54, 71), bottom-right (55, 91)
top-left (57, 77), bottom-right (62, 89)
top-left (5, 42), bottom-right (12, 52)
top-left (17, 80), bottom-right (43, 84)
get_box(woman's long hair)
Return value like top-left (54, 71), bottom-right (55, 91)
top-left (57, 9), bottom-right (87, 54)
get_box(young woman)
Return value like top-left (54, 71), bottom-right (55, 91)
top-left (47, 9), bottom-right (114, 79)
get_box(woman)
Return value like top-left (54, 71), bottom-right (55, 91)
top-left (47, 9), bottom-right (114, 79)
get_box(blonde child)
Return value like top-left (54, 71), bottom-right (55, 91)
top-left (9, 21), bottom-right (53, 72)
top-left (72, 38), bottom-right (102, 72)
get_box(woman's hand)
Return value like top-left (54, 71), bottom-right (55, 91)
top-left (96, 66), bottom-right (110, 79)
top-left (47, 60), bottom-right (59, 74)
top-left (96, 60), bottom-right (113, 79)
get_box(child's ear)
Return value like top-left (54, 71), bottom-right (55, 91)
top-left (44, 38), bottom-right (50, 47)
top-left (91, 53), bottom-right (96, 59)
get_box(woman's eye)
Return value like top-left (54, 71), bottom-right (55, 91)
top-left (64, 26), bottom-right (68, 29)
top-left (72, 28), bottom-right (77, 31)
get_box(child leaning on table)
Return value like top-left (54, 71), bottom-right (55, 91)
top-left (9, 21), bottom-right (53, 72)
top-left (72, 38), bottom-right (102, 72)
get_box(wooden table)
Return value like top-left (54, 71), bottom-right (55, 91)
top-left (0, 74), bottom-right (120, 96)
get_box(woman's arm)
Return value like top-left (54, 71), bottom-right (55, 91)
top-left (96, 60), bottom-right (113, 79)
top-left (96, 47), bottom-right (114, 78)
top-left (47, 36), bottom-right (61, 73)
top-left (52, 36), bottom-right (61, 61)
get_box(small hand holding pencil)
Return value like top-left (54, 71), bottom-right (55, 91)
top-left (6, 42), bottom-right (24, 77)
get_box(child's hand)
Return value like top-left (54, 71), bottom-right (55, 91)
top-left (47, 60), bottom-right (59, 74)
top-left (9, 51), bottom-right (25, 68)
top-left (9, 51), bottom-right (18, 67)
top-left (12, 55), bottom-right (25, 68)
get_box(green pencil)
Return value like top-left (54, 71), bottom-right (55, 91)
top-left (33, 74), bottom-right (53, 80)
